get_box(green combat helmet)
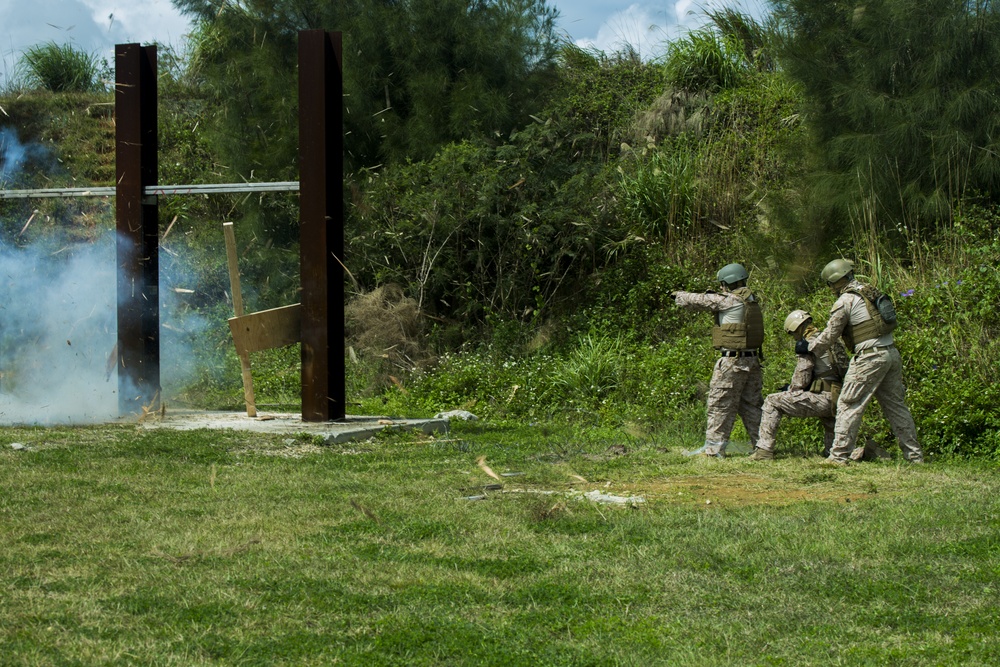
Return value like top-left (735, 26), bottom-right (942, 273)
top-left (717, 263), bottom-right (749, 286)
top-left (783, 309), bottom-right (812, 335)
top-left (820, 259), bottom-right (854, 284)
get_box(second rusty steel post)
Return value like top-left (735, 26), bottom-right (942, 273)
top-left (298, 30), bottom-right (345, 421)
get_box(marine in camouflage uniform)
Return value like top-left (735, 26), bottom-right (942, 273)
top-left (749, 310), bottom-right (848, 461)
top-left (805, 259), bottom-right (924, 464)
top-left (672, 263), bottom-right (764, 457)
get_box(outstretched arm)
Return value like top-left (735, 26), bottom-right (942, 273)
top-left (672, 291), bottom-right (739, 313)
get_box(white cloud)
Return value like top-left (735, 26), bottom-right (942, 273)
top-left (568, 1), bottom-right (769, 61)
top-left (674, 0), bottom-right (700, 25)
top-left (80, 0), bottom-right (192, 51)
top-left (573, 4), bottom-right (670, 60)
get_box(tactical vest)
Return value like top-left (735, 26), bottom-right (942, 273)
top-left (711, 287), bottom-right (764, 350)
top-left (841, 283), bottom-right (896, 352)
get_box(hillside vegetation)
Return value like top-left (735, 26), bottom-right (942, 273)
top-left (1, 2), bottom-right (998, 458)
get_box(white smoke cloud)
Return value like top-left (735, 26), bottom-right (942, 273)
top-left (0, 233), bottom-right (119, 424)
top-left (0, 232), bottom-right (213, 425)
top-left (0, 129), bottom-right (209, 425)
top-left (1, 127), bottom-right (47, 184)
top-left (0, 127), bottom-right (116, 424)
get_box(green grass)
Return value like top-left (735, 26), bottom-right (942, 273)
top-left (1, 420), bottom-right (998, 666)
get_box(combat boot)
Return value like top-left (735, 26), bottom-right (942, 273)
top-left (748, 447), bottom-right (774, 461)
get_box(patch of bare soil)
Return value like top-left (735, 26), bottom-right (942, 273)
top-left (553, 472), bottom-right (876, 508)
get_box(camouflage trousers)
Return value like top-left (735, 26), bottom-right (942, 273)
top-left (829, 346), bottom-right (923, 462)
top-left (757, 390), bottom-right (835, 455)
top-left (703, 356), bottom-right (764, 455)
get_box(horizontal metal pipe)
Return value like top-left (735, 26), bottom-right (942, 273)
top-left (0, 181), bottom-right (300, 199)
top-left (0, 186), bottom-right (116, 199)
top-left (148, 182), bottom-right (300, 195)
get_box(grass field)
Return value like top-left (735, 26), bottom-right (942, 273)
top-left (1, 420), bottom-right (998, 666)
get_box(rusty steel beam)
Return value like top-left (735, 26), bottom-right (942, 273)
top-left (298, 30), bottom-right (345, 422)
top-left (115, 43), bottom-right (161, 415)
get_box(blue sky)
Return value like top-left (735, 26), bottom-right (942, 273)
top-left (0, 1), bottom-right (771, 84)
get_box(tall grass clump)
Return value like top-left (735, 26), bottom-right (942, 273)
top-left (618, 137), bottom-right (702, 248)
top-left (19, 43), bottom-right (106, 93)
top-left (662, 29), bottom-right (749, 93)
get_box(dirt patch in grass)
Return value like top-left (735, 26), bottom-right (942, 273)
top-left (509, 471), bottom-right (878, 509)
top-left (625, 473), bottom-right (873, 507)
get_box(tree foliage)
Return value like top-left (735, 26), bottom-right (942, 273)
top-left (351, 124), bottom-right (620, 332)
top-left (173, 0), bottom-right (561, 178)
top-left (661, 8), bottom-right (782, 94)
top-left (772, 0), bottom-right (1000, 241)
top-left (348, 49), bottom-right (671, 337)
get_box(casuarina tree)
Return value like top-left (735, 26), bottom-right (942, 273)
top-left (173, 0), bottom-right (561, 179)
top-left (772, 0), bottom-right (1000, 242)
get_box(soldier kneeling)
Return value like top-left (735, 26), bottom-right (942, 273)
top-left (748, 310), bottom-right (848, 461)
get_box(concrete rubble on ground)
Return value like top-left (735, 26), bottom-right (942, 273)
top-left (133, 410), bottom-right (449, 445)
top-left (434, 410), bottom-right (478, 421)
top-left (579, 489), bottom-right (646, 505)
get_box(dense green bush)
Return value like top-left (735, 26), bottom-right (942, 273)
top-left (351, 129), bottom-right (621, 331)
top-left (775, 0), bottom-right (1000, 243)
top-left (892, 237), bottom-right (1000, 457)
top-left (546, 46), bottom-right (669, 157)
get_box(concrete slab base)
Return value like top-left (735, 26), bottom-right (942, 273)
top-left (134, 410), bottom-right (449, 444)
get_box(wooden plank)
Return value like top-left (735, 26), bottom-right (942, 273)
top-left (223, 222), bottom-right (255, 416)
top-left (228, 304), bottom-right (302, 355)
top-left (223, 222), bottom-right (245, 317)
top-left (237, 350), bottom-right (257, 418)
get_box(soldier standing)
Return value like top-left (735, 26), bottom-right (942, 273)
top-left (802, 259), bottom-right (924, 464)
top-left (749, 310), bottom-right (848, 460)
top-left (672, 263), bottom-right (764, 458)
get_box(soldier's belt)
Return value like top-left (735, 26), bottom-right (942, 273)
top-left (720, 350), bottom-right (758, 358)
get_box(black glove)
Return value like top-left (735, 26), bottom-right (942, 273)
top-left (795, 339), bottom-right (811, 355)
top-left (779, 384), bottom-right (790, 392)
